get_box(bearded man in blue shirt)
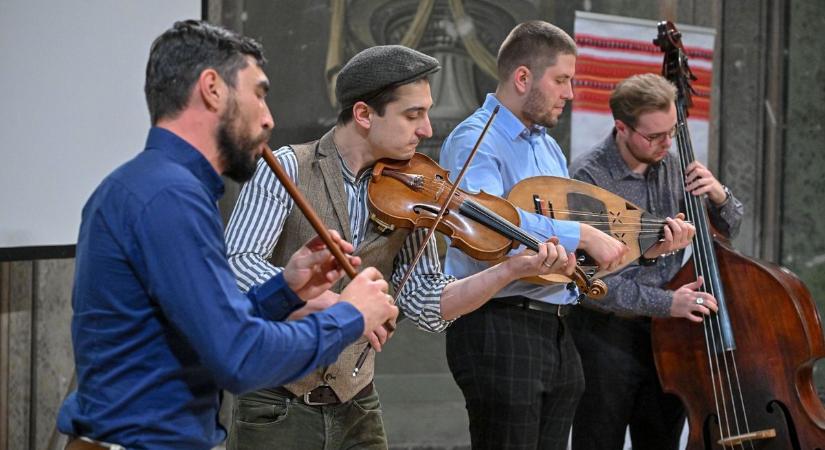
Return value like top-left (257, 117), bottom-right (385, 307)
top-left (57, 20), bottom-right (398, 450)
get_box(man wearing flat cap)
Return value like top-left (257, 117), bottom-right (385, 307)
top-left (224, 45), bottom-right (575, 449)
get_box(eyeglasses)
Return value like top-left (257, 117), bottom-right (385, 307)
top-left (627, 123), bottom-right (679, 145)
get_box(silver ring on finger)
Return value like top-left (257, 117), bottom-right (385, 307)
top-left (542, 261), bottom-right (553, 268)
top-left (695, 297), bottom-right (704, 305)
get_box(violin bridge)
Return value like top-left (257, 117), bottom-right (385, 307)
top-left (369, 213), bottom-right (396, 233)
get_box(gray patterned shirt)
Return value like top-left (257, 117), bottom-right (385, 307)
top-left (569, 132), bottom-right (744, 317)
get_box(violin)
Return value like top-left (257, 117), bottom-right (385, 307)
top-left (507, 175), bottom-right (672, 281)
top-left (651, 21), bottom-right (825, 449)
top-left (366, 152), bottom-right (607, 299)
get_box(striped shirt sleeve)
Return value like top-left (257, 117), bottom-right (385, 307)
top-left (392, 228), bottom-right (456, 333)
top-left (226, 145), bottom-right (456, 332)
top-left (224, 146), bottom-right (297, 292)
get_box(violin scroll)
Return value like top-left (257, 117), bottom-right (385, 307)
top-left (580, 271), bottom-right (607, 299)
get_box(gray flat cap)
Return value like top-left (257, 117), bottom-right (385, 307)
top-left (336, 45), bottom-right (441, 109)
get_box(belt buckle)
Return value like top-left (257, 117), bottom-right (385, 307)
top-left (303, 389), bottom-right (328, 406)
top-left (303, 385), bottom-right (340, 406)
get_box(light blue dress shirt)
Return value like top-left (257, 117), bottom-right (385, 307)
top-left (439, 94), bottom-right (581, 304)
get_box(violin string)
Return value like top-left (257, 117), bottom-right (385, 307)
top-left (461, 199), bottom-right (541, 249)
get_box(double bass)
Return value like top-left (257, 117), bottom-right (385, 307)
top-left (650, 21), bottom-right (825, 449)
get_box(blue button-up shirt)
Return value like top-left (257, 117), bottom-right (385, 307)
top-left (439, 94), bottom-right (581, 304)
top-left (57, 127), bottom-right (364, 449)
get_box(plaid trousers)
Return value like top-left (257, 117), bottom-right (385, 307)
top-left (446, 297), bottom-right (585, 450)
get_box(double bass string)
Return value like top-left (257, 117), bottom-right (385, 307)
top-left (675, 106), bottom-right (754, 448)
top-left (675, 115), bottom-right (730, 445)
top-left (675, 115), bottom-right (737, 446)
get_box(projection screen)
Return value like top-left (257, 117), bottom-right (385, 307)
top-left (0, 0), bottom-right (202, 259)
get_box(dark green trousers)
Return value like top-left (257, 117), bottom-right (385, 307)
top-left (227, 386), bottom-right (387, 450)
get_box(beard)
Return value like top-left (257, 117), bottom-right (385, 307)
top-left (217, 95), bottom-right (270, 183)
top-left (522, 85), bottom-right (558, 129)
top-left (627, 140), bottom-right (669, 166)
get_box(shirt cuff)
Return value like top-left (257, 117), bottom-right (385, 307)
top-left (552, 219), bottom-right (581, 251)
top-left (248, 272), bottom-right (305, 321)
top-left (517, 209), bottom-right (581, 251)
top-left (323, 302), bottom-right (365, 345)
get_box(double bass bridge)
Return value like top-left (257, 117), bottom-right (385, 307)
top-left (717, 428), bottom-right (777, 447)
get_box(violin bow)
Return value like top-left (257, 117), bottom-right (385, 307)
top-left (352, 105), bottom-right (500, 376)
top-left (391, 106), bottom-right (500, 302)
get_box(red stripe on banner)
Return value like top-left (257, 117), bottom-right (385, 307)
top-left (576, 33), bottom-right (714, 61)
top-left (572, 53), bottom-right (712, 118)
top-left (573, 87), bottom-right (710, 119)
top-left (575, 56), bottom-right (713, 91)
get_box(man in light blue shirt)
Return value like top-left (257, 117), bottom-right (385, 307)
top-left (440, 21), bottom-right (627, 450)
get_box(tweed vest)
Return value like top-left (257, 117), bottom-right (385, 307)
top-left (268, 129), bottom-right (410, 402)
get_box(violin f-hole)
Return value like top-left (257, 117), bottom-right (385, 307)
top-left (413, 203), bottom-right (450, 218)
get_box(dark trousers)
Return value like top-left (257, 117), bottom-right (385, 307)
top-left (227, 386), bottom-right (386, 450)
top-left (569, 307), bottom-right (685, 450)
top-left (446, 298), bottom-right (585, 450)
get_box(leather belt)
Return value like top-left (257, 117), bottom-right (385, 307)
top-left (65, 437), bottom-right (124, 450)
top-left (491, 296), bottom-right (574, 317)
top-left (275, 382), bottom-right (374, 406)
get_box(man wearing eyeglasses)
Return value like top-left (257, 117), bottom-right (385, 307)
top-left (567, 73), bottom-right (744, 450)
